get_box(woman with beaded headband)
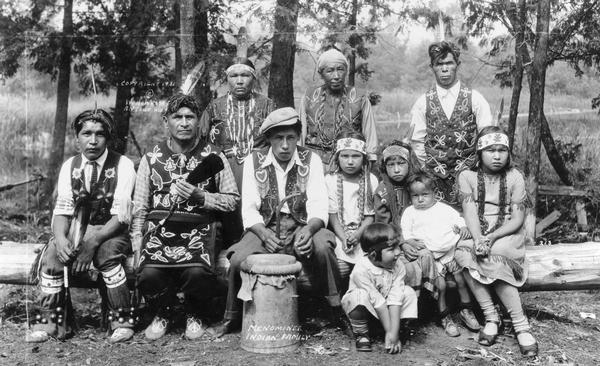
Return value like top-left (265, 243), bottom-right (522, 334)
top-left (200, 57), bottom-right (275, 246)
top-left (325, 131), bottom-right (378, 281)
top-left (374, 140), bottom-right (440, 302)
top-left (299, 47), bottom-right (378, 166)
top-left (454, 126), bottom-right (538, 357)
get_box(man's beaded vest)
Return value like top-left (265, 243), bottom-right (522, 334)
top-left (141, 140), bottom-right (220, 268)
top-left (303, 85), bottom-right (364, 163)
top-left (207, 93), bottom-right (274, 165)
top-left (70, 150), bottom-right (121, 226)
top-left (252, 146), bottom-right (312, 226)
top-left (424, 85), bottom-right (478, 180)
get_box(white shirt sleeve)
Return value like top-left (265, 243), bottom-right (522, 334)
top-left (400, 206), bottom-right (415, 240)
top-left (409, 94), bottom-right (428, 165)
top-left (472, 89), bottom-right (494, 129)
top-left (325, 174), bottom-right (338, 214)
top-left (306, 153), bottom-right (329, 226)
top-left (110, 156), bottom-right (136, 216)
top-left (53, 157), bottom-right (75, 217)
top-left (241, 155), bottom-right (265, 230)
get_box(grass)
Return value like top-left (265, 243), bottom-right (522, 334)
top-left (0, 92), bottom-right (598, 219)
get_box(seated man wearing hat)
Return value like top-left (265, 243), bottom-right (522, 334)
top-left (214, 107), bottom-right (345, 336)
top-left (299, 47), bottom-right (378, 166)
top-left (27, 109), bottom-right (136, 344)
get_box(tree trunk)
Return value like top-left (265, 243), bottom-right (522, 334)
top-left (506, 0), bottom-right (526, 152)
top-left (6, 240), bottom-right (600, 291)
top-left (112, 84), bottom-right (131, 154)
top-left (268, 0), bottom-right (299, 108)
top-left (193, 0), bottom-right (211, 108)
top-left (43, 0), bottom-right (73, 203)
top-left (523, 0), bottom-right (551, 239)
top-left (346, 0), bottom-right (358, 87)
top-left (179, 0), bottom-right (194, 69)
top-left (173, 0), bottom-right (182, 87)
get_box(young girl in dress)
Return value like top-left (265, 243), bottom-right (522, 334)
top-left (374, 140), bottom-right (439, 300)
top-left (326, 131), bottom-right (379, 280)
top-left (455, 126), bottom-right (538, 357)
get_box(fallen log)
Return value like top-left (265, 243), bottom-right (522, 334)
top-left (1, 241), bottom-right (599, 292)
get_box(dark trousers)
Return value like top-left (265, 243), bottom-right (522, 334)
top-left (224, 220), bottom-right (342, 321)
top-left (34, 227), bottom-right (132, 333)
top-left (137, 265), bottom-right (222, 317)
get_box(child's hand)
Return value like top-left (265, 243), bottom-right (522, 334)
top-left (344, 232), bottom-right (358, 254)
top-left (384, 331), bottom-right (401, 354)
top-left (401, 242), bottom-right (419, 261)
top-left (404, 238), bottom-right (426, 250)
top-left (453, 225), bottom-right (472, 240)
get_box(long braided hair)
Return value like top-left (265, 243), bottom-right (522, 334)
top-left (474, 126), bottom-right (512, 235)
top-left (331, 131), bottom-right (373, 227)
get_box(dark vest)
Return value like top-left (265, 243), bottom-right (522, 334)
top-left (302, 85), bottom-right (365, 163)
top-left (253, 146), bottom-right (312, 226)
top-left (147, 141), bottom-right (219, 215)
top-left (70, 150), bottom-right (121, 226)
top-left (424, 85), bottom-right (478, 179)
top-left (140, 141), bottom-right (221, 268)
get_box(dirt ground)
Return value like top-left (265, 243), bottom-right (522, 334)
top-left (2, 217), bottom-right (600, 365)
top-left (2, 284), bottom-right (600, 366)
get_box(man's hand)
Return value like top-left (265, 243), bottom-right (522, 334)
top-left (453, 225), bottom-right (472, 240)
top-left (72, 243), bottom-right (96, 274)
top-left (384, 331), bottom-right (401, 354)
top-left (262, 230), bottom-right (284, 253)
top-left (293, 226), bottom-right (314, 259)
top-left (173, 180), bottom-right (205, 202)
top-left (55, 236), bottom-right (75, 264)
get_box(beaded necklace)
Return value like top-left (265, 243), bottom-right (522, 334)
top-left (476, 168), bottom-right (507, 234)
top-left (225, 92), bottom-right (256, 157)
top-left (336, 169), bottom-right (373, 228)
top-left (314, 87), bottom-right (348, 151)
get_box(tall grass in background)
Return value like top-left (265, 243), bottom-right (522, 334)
top-left (0, 90), bottom-right (598, 214)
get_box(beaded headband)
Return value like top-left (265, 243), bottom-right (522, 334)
top-left (382, 145), bottom-right (410, 161)
top-left (226, 64), bottom-right (256, 79)
top-left (336, 137), bottom-right (366, 154)
top-left (477, 132), bottom-right (509, 151)
top-left (364, 236), bottom-right (400, 255)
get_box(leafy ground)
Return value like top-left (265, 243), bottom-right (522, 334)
top-left (2, 215), bottom-right (600, 365)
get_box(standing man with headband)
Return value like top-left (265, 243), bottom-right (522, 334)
top-left (27, 109), bottom-right (137, 344)
top-left (213, 107), bottom-right (346, 337)
top-left (409, 41), bottom-right (494, 207)
top-left (200, 57), bottom-right (274, 247)
top-left (299, 48), bottom-right (378, 166)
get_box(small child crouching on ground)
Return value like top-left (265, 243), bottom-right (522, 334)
top-left (341, 223), bottom-right (418, 353)
top-left (400, 172), bottom-right (480, 337)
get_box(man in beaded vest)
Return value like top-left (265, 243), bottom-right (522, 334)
top-left (27, 109), bottom-right (137, 344)
top-left (299, 48), bottom-right (378, 166)
top-left (200, 57), bottom-right (275, 248)
top-left (410, 41), bottom-right (494, 207)
top-left (131, 93), bottom-right (239, 341)
top-left (212, 107), bottom-right (346, 336)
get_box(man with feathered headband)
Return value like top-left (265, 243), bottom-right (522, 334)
top-left (200, 57), bottom-right (275, 247)
top-left (409, 41), bottom-right (494, 206)
top-left (27, 109), bottom-right (137, 344)
top-left (299, 48), bottom-right (378, 166)
top-left (131, 93), bottom-right (239, 341)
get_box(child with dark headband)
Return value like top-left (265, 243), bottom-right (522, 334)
top-left (341, 223), bottom-right (417, 353)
